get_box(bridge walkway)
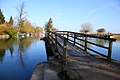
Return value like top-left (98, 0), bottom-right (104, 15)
top-left (58, 41), bottom-right (120, 80)
top-left (31, 31), bottom-right (120, 80)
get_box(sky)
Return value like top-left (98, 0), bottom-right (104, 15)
top-left (0, 0), bottom-right (120, 33)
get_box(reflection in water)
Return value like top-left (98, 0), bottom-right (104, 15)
top-left (0, 37), bottom-right (35, 63)
top-left (17, 38), bottom-right (33, 67)
top-left (9, 47), bottom-right (14, 56)
top-left (0, 38), bottom-right (15, 62)
top-left (0, 49), bottom-right (5, 63)
top-left (0, 37), bottom-right (47, 80)
top-left (0, 38), bottom-right (32, 63)
top-left (95, 39), bottom-right (108, 47)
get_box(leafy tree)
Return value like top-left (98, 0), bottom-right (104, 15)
top-left (34, 27), bottom-right (42, 33)
top-left (7, 27), bottom-right (17, 37)
top-left (0, 9), bottom-right (5, 24)
top-left (21, 20), bottom-right (32, 33)
top-left (97, 28), bottom-right (105, 33)
top-left (0, 23), bottom-right (17, 37)
top-left (16, 2), bottom-right (27, 33)
top-left (80, 23), bottom-right (92, 33)
top-left (0, 24), bottom-right (7, 34)
top-left (9, 16), bottom-right (14, 26)
top-left (97, 28), bottom-right (105, 35)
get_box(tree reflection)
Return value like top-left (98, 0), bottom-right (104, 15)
top-left (17, 37), bottom-right (33, 67)
top-left (0, 49), bottom-right (5, 63)
top-left (0, 37), bottom-right (33, 65)
top-left (9, 47), bottom-right (14, 56)
top-left (95, 39), bottom-right (108, 46)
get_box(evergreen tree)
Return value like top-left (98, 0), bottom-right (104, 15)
top-left (0, 9), bottom-right (5, 24)
top-left (9, 16), bottom-right (13, 26)
top-left (44, 18), bottom-right (58, 32)
top-left (44, 18), bottom-right (53, 32)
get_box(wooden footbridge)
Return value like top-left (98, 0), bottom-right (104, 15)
top-left (31, 31), bottom-right (120, 80)
top-left (46, 31), bottom-right (117, 61)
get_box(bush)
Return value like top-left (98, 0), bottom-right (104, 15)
top-left (7, 27), bottom-right (17, 37)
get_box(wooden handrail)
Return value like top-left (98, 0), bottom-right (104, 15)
top-left (46, 31), bottom-right (116, 62)
top-left (56, 31), bottom-right (116, 41)
top-left (46, 31), bottom-right (67, 64)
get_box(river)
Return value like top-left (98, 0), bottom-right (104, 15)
top-left (0, 37), bottom-right (47, 80)
top-left (112, 40), bottom-right (120, 60)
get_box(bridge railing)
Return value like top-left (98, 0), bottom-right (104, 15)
top-left (56, 31), bottom-right (116, 61)
top-left (45, 31), bottom-right (67, 64)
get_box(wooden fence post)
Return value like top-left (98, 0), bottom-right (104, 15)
top-left (84, 37), bottom-right (87, 51)
top-left (63, 39), bottom-right (67, 65)
top-left (74, 33), bottom-right (76, 45)
top-left (67, 32), bottom-right (69, 41)
top-left (108, 40), bottom-right (113, 61)
top-left (55, 34), bottom-right (58, 51)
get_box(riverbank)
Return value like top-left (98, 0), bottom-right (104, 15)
top-left (110, 34), bottom-right (120, 40)
top-left (0, 35), bottom-right (10, 39)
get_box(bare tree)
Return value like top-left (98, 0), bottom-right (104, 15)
top-left (16, 2), bottom-right (27, 33)
top-left (80, 23), bottom-right (92, 34)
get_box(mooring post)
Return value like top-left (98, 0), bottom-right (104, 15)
top-left (108, 40), bottom-right (113, 61)
top-left (63, 39), bottom-right (67, 65)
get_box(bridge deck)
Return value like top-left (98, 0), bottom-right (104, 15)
top-left (61, 42), bottom-right (120, 80)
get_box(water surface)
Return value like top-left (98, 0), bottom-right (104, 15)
top-left (0, 37), bottom-right (47, 80)
top-left (85, 38), bottom-right (120, 61)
